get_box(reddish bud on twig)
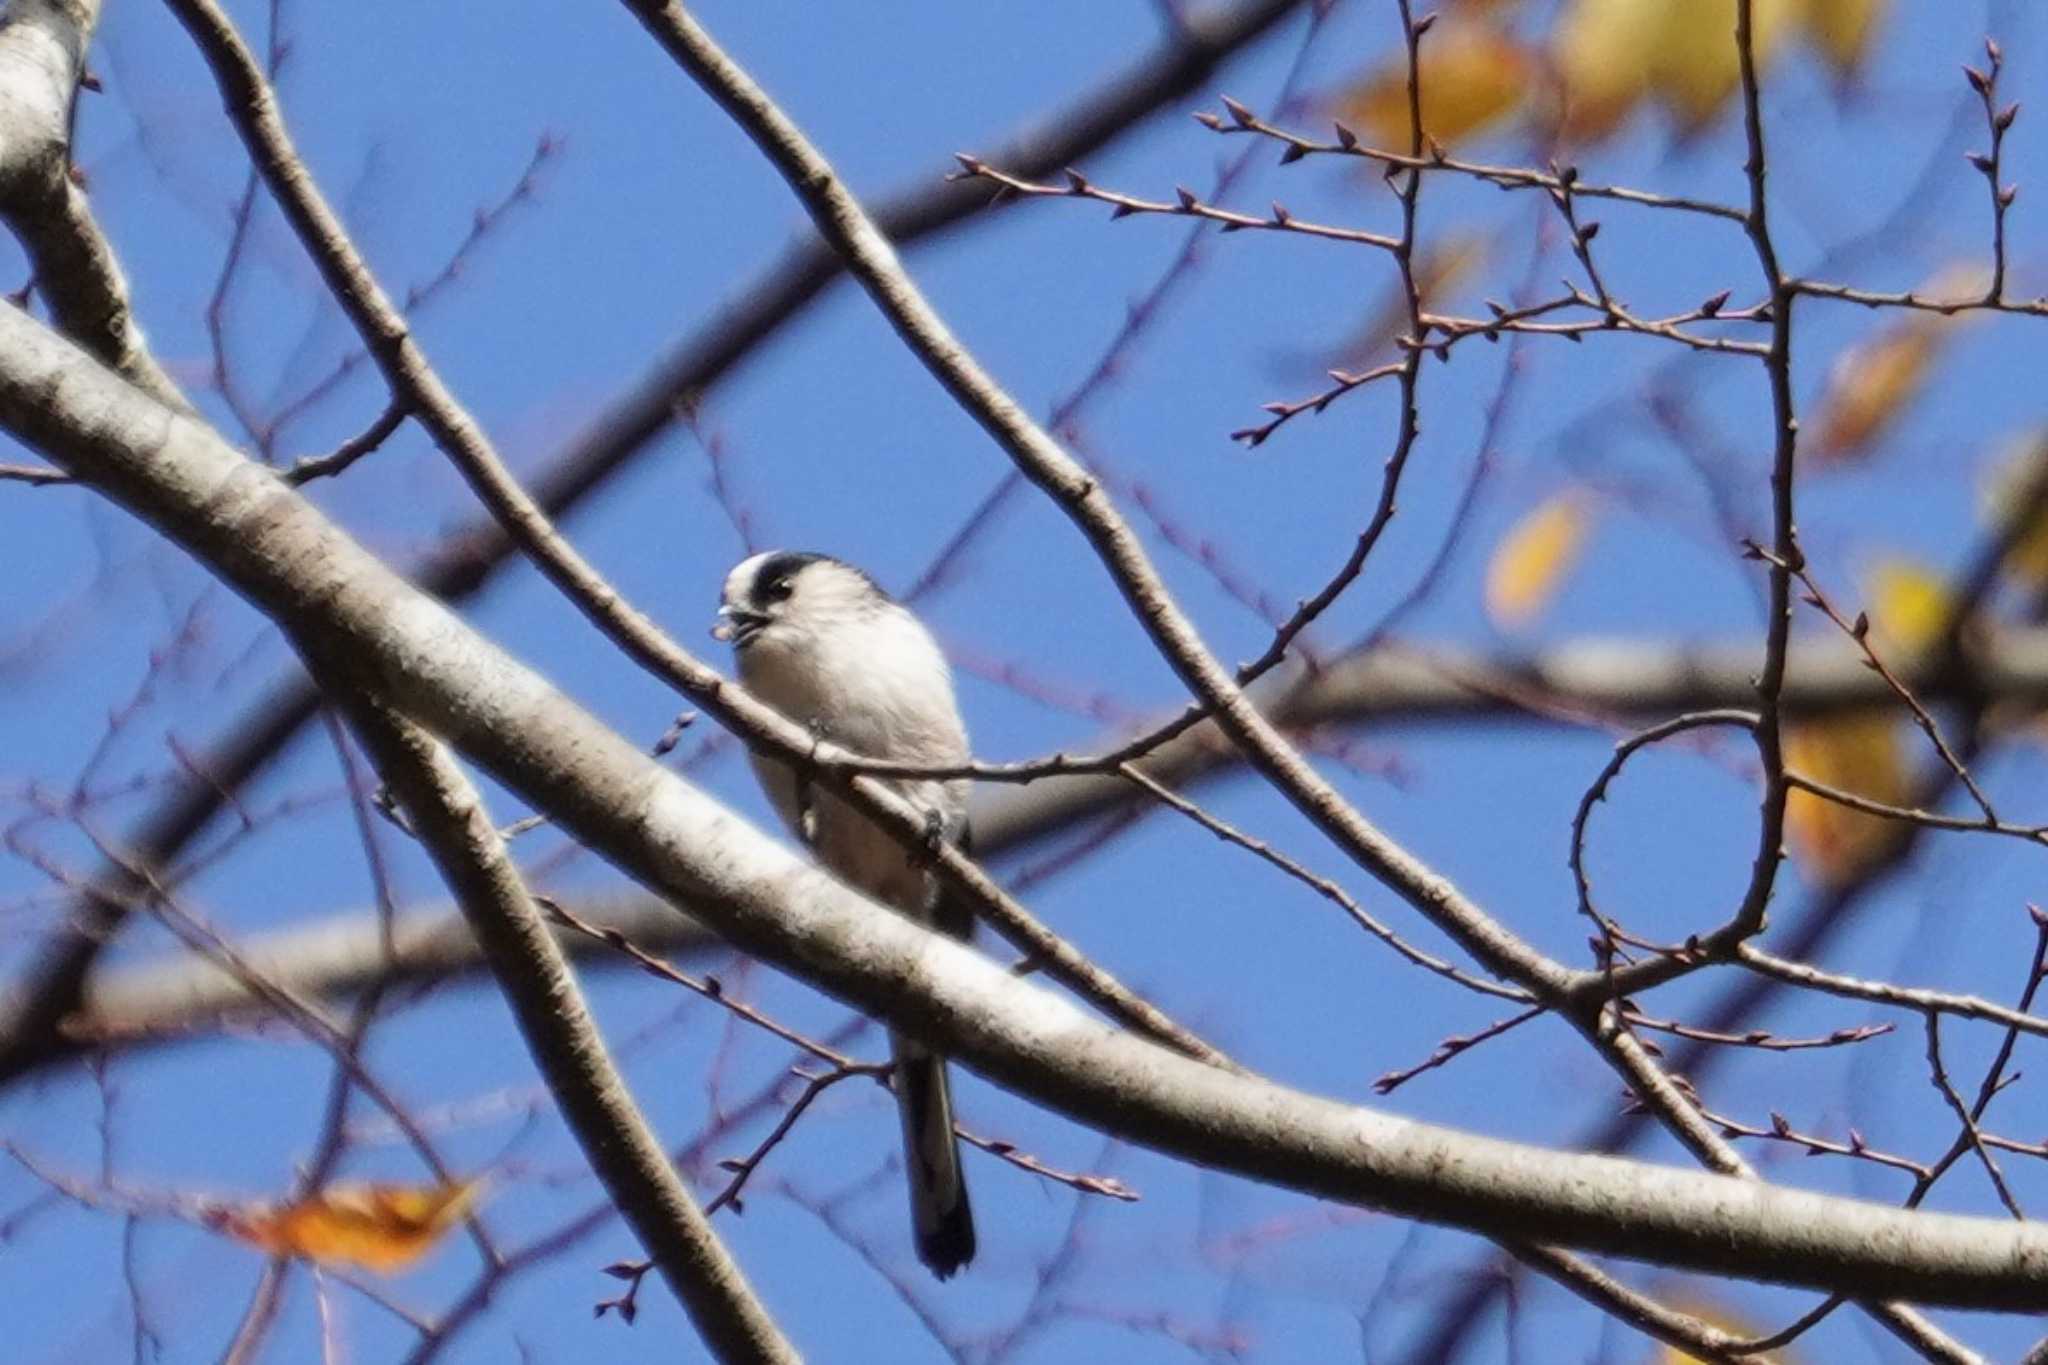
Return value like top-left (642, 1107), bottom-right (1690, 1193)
top-left (1220, 95), bottom-right (1256, 128)
top-left (1333, 121), bottom-right (1359, 150)
top-left (1965, 64), bottom-right (1991, 95)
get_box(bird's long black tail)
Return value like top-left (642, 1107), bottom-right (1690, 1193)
top-left (892, 1030), bottom-right (975, 1279)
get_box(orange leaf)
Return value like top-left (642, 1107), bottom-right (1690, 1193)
top-left (1784, 712), bottom-right (1909, 885)
top-left (219, 1178), bottom-right (482, 1272)
top-left (1809, 322), bottom-right (1939, 462)
top-left (1811, 262), bottom-right (1988, 462)
top-left (1485, 493), bottom-right (1592, 628)
top-left (1333, 22), bottom-right (1531, 150)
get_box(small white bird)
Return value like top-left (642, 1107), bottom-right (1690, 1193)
top-left (712, 550), bottom-right (976, 1279)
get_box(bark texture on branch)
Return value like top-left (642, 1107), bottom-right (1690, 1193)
top-left (4, 299), bottom-right (2048, 1311)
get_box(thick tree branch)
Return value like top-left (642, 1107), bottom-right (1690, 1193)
top-left (6, 299), bottom-right (2048, 1311)
top-left (342, 701), bottom-right (792, 1364)
top-left (165, 0), bottom-right (1224, 1079)
top-left (37, 893), bottom-right (719, 1053)
top-left (0, 0), bottom-right (184, 408)
top-left (0, 0), bottom-right (1306, 1090)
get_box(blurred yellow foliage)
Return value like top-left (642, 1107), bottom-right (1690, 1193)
top-left (1650, 0), bottom-right (1800, 131)
top-left (1810, 322), bottom-right (1940, 461)
top-left (1553, 0), bottom-right (1796, 139)
top-left (1804, 0), bottom-right (1889, 78)
top-left (1811, 263), bottom-right (1987, 462)
top-left (1334, 21), bottom-right (1531, 150)
top-left (1979, 428), bottom-right (2048, 588)
top-left (1553, 0), bottom-right (1888, 142)
top-left (1322, 230), bottom-right (1493, 370)
top-left (1485, 492), bottom-right (1592, 628)
top-left (1863, 557), bottom-right (1952, 654)
top-left (219, 1178), bottom-right (482, 1272)
top-left (1783, 710), bottom-right (1908, 884)
top-left (1657, 1295), bottom-right (1793, 1363)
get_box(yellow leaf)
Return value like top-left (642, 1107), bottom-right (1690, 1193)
top-left (1552, 0), bottom-right (1664, 142)
top-left (1552, 0), bottom-right (1795, 141)
top-left (1333, 22), bottom-right (1531, 150)
top-left (1485, 493), bottom-right (1592, 628)
top-left (1784, 712), bottom-right (1909, 884)
top-left (1801, 0), bottom-right (1889, 79)
top-left (1647, 0), bottom-right (1799, 134)
top-left (219, 1178), bottom-right (482, 1272)
top-left (1862, 557), bottom-right (1951, 655)
top-left (1980, 428), bottom-right (2048, 588)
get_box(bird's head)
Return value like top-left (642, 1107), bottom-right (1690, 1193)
top-left (712, 550), bottom-right (887, 652)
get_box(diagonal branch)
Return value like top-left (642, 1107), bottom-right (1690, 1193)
top-left (0, 0), bottom-right (187, 409)
top-left (0, 0), bottom-right (1308, 1091)
top-left (158, 0), bottom-right (1230, 1075)
top-left (342, 699), bottom-right (793, 1362)
top-left (8, 134), bottom-right (2048, 1322)
top-left (618, 0), bottom-right (1589, 1011)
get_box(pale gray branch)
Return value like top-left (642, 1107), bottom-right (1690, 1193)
top-left (53, 621), bottom-right (2048, 1059)
top-left (44, 893), bottom-right (719, 1050)
top-left (0, 0), bottom-right (1308, 1090)
top-left (344, 701), bottom-right (793, 1365)
top-left (6, 290), bottom-right (2048, 1312)
top-left (0, 0), bottom-right (185, 407)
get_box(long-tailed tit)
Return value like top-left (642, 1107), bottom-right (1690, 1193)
top-left (712, 550), bottom-right (976, 1279)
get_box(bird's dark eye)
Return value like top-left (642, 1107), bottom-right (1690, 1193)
top-left (764, 576), bottom-right (794, 602)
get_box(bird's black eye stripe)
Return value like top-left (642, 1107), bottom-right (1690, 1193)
top-left (749, 550), bottom-right (828, 608)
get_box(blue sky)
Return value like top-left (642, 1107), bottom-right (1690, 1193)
top-left (4, 1), bottom-right (2047, 1361)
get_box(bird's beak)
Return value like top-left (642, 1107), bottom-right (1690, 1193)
top-left (711, 604), bottom-right (767, 646)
